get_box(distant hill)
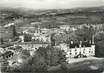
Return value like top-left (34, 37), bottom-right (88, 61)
top-left (0, 6), bottom-right (104, 28)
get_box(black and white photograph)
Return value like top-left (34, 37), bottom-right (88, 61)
top-left (0, 0), bottom-right (104, 73)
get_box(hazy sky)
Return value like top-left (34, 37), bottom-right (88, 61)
top-left (0, 0), bottom-right (104, 9)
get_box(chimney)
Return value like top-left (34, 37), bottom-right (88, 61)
top-left (92, 35), bottom-right (95, 44)
top-left (79, 41), bottom-right (82, 48)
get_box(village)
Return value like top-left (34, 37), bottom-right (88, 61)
top-left (0, 22), bottom-right (102, 64)
top-left (0, 19), bottom-right (104, 73)
top-left (0, 0), bottom-right (104, 72)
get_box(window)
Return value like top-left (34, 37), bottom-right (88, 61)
top-left (89, 49), bottom-right (91, 53)
top-left (74, 49), bottom-right (77, 55)
top-left (70, 53), bottom-right (72, 55)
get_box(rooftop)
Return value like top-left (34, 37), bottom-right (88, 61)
top-left (14, 41), bottom-right (51, 44)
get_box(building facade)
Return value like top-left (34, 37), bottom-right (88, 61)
top-left (66, 45), bottom-right (95, 59)
top-left (14, 42), bottom-right (50, 50)
top-left (57, 41), bottom-right (95, 59)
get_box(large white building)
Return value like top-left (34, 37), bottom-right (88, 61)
top-left (66, 45), bottom-right (95, 59)
top-left (56, 41), bottom-right (95, 59)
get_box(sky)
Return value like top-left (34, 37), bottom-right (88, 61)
top-left (0, 0), bottom-right (104, 9)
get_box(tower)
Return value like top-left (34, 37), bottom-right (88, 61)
top-left (10, 25), bottom-right (17, 38)
top-left (92, 35), bottom-right (95, 45)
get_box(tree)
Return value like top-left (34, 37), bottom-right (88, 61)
top-left (94, 31), bottom-right (104, 43)
top-left (52, 33), bottom-right (69, 45)
top-left (0, 38), bottom-right (4, 44)
top-left (95, 40), bottom-right (104, 57)
top-left (2, 46), bottom-right (66, 72)
top-left (35, 46), bottom-right (66, 66)
top-left (94, 31), bottom-right (104, 57)
top-left (24, 34), bottom-right (32, 42)
top-left (10, 25), bottom-right (17, 38)
top-left (31, 53), bottom-right (47, 72)
top-left (75, 25), bottom-right (95, 41)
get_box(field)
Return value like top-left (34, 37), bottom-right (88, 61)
top-left (0, 6), bottom-right (104, 28)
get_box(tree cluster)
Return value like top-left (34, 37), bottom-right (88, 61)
top-left (1, 46), bottom-right (66, 72)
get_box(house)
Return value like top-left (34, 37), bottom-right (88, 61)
top-left (50, 28), bottom-right (65, 35)
top-left (20, 27), bottom-right (52, 43)
top-left (19, 35), bottom-right (24, 42)
top-left (57, 41), bottom-right (95, 60)
top-left (59, 25), bottom-right (70, 31)
top-left (66, 45), bottom-right (95, 59)
top-left (18, 30), bottom-right (52, 50)
top-left (6, 45), bottom-right (23, 54)
top-left (4, 23), bottom-right (14, 28)
top-left (0, 47), bottom-right (5, 54)
top-left (32, 35), bottom-right (51, 43)
top-left (14, 42), bottom-right (50, 50)
top-left (40, 28), bottom-right (50, 34)
top-left (19, 33), bottom-right (51, 43)
top-left (1, 51), bottom-right (14, 59)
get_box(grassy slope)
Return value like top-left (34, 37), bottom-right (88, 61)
top-left (48, 57), bottom-right (104, 73)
